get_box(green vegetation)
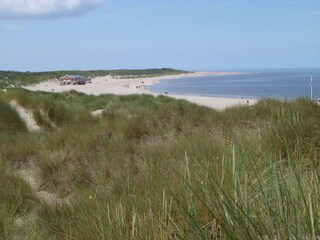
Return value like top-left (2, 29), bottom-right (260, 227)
top-left (0, 68), bottom-right (187, 88)
top-left (0, 89), bottom-right (319, 239)
top-left (0, 97), bottom-right (27, 133)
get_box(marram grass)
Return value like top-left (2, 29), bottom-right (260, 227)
top-left (0, 89), bottom-right (319, 239)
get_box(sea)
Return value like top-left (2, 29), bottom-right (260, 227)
top-left (148, 68), bottom-right (320, 100)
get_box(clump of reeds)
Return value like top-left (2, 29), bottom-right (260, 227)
top-left (172, 144), bottom-right (320, 239)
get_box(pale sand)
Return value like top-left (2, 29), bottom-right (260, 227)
top-left (23, 72), bottom-right (257, 110)
top-left (9, 100), bottom-right (41, 131)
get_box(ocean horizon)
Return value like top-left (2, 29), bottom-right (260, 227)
top-left (149, 68), bottom-right (320, 100)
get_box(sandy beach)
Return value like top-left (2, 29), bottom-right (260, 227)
top-left (24, 72), bottom-right (257, 110)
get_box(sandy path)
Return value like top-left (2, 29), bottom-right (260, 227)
top-left (24, 72), bottom-right (257, 110)
top-left (9, 100), bottom-right (41, 131)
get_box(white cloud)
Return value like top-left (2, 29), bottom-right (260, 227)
top-left (0, 0), bottom-right (103, 19)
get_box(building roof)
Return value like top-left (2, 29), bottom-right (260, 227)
top-left (70, 75), bottom-right (87, 79)
top-left (59, 74), bottom-right (89, 80)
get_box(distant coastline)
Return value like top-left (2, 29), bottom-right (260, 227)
top-left (149, 68), bottom-right (320, 100)
top-left (24, 71), bottom-right (255, 110)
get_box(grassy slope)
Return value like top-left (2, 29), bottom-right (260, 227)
top-left (0, 89), bottom-right (319, 239)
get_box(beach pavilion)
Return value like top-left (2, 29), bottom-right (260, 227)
top-left (59, 74), bottom-right (91, 85)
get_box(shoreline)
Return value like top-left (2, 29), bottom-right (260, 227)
top-left (23, 71), bottom-right (257, 110)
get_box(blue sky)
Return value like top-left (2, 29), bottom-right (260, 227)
top-left (0, 0), bottom-right (319, 71)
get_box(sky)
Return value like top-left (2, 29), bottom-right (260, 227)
top-left (0, 0), bottom-right (319, 71)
